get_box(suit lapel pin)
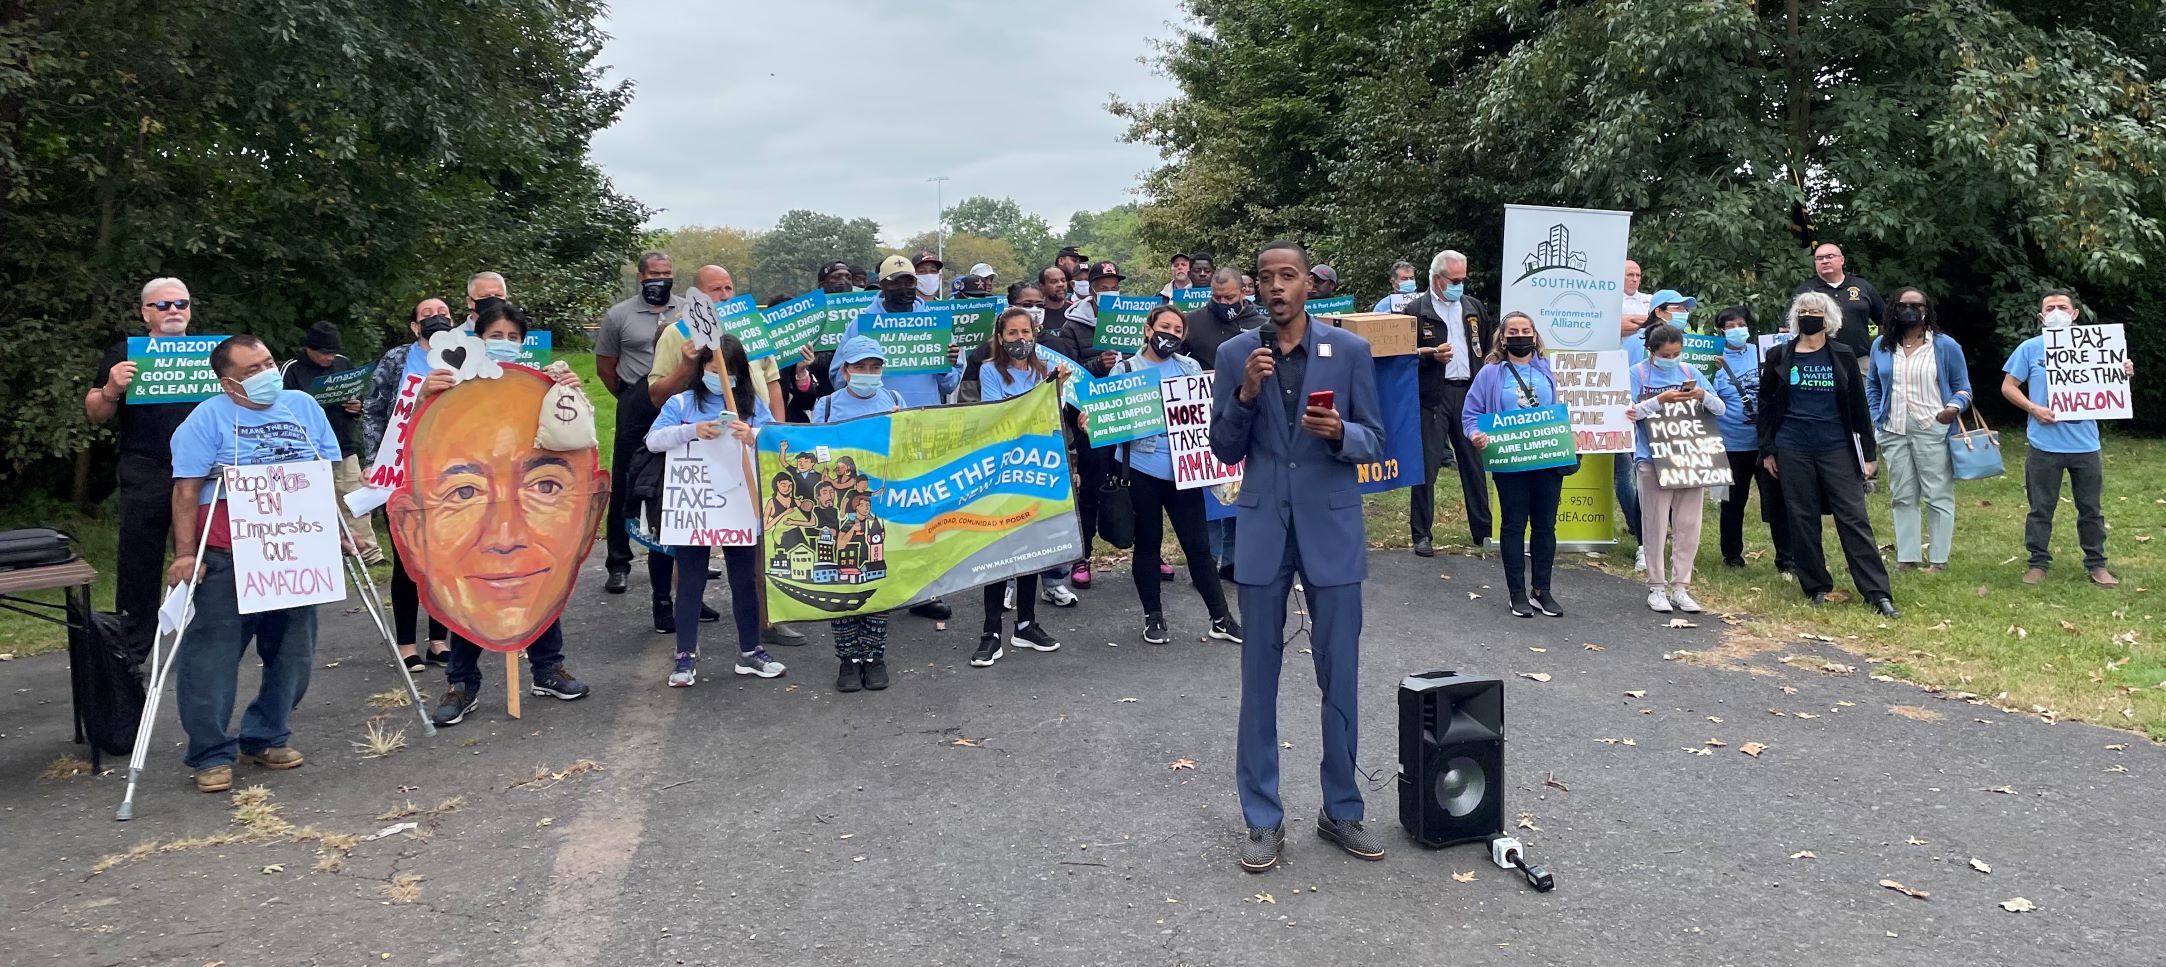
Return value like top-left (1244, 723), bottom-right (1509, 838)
top-left (1318, 342), bottom-right (1333, 358)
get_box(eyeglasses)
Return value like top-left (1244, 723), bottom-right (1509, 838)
top-left (146, 299), bottom-right (190, 310)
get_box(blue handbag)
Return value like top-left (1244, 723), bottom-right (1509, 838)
top-left (1948, 408), bottom-right (2004, 481)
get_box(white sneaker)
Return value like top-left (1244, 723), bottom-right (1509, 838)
top-left (1646, 590), bottom-right (1674, 613)
top-left (1634, 547), bottom-right (1648, 573)
top-left (1041, 582), bottom-right (1078, 608)
top-left (1669, 588), bottom-right (1703, 613)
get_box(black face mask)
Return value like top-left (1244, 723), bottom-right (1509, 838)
top-left (1504, 335), bottom-right (1537, 357)
top-left (1148, 332), bottom-right (1183, 357)
top-left (1892, 304), bottom-right (1928, 329)
top-left (417, 315), bottom-right (455, 341)
top-left (1796, 314), bottom-right (1827, 336)
top-left (822, 278), bottom-right (853, 295)
top-left (640, 279), bottom-right (673, 306)
top-left (880, 287), bottom-right (916, 312)
top-left (472, 295), bottom-right (506, 320)
top-left (1209, 301), bottom-right (1237, 322)
top-left (1003, 339), bottom-right (1032, 361)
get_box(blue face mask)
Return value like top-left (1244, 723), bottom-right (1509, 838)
top-left (702, 371), bottom-right (724, 395)
top-left (847, 372), bottom-right (883, 395)
top-left (1724, 327), bottom-right (1750, 348)
top-left (1396, 279), bottom-right (1417, 294)
top-left (238, 367), bottom-right (282, 405)
top-left (484, 338), bottom-right (522, 362)
top-left (1652, 355), bottom-right (1682, 373)
top-left (1670, 312), bottom-right (1691, 329)
top-left (1443, 283), bottom-right (1465, 301)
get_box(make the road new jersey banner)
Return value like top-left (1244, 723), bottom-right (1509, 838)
top-left (755, 382), bottom-right (1080, 622)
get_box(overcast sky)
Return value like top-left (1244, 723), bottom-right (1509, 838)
top-left (587, 0), bottom-right (1188, 244)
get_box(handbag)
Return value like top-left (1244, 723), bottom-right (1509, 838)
top-left (1096, 445), bottom-right (1137, 550)
top-left (0, 528), bottom-right (74, 571)
top-left (1948, 407), bottom-right (2005, 481)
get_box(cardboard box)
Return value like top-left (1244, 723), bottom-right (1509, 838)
top-left (1316, 311), bottom-right (1417, 357)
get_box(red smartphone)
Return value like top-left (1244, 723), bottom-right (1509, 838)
top-left (1306, 390), bottom-right (1335, 411)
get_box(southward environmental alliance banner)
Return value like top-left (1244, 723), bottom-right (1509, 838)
top-left (754, 382), bottom-right (1080, 622)
top-left (1500, 204), bottom-right (1630, 352)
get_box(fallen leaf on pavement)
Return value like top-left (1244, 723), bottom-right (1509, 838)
top-left (2106, 743), bottom-right (2129, 751)
top-left (1169, 758), bottom-right (1197, 770)
top-left (1468, 591), bottom-right (1482, 600)
top-left (1741, 742), bottom-right (1767, 757)
top-left (1707, 716), bottom-right (1724, 723)
top-left (1795, 712), bottom-right (1820, 719)
top-left (1986, 785), bottom-right (2018, 795)
top-left (1116, 697), bottom-right (1139, 703)
top-left (2105, 764), bottom-right (2130, 774)
top-left (1253, 893), bottom-right (1275, 904)
top-left (952, 737), bottom-right (983, 748)
top-left (1970, 858), bottom-right (1992, 874)
top-left (1780, 686), bottom-right (1799, 695)
top-left (1452, 871), bottom-right (1477, 883)
top-left (1517, 813), bottom-right (1540, 830)
top-left (1905, 836), bottom-right (1927, 846)
top-left (535, 817), bottom-right (554, 828)
top-left (1528, 646), bottom-right (1547, 653)
top-left (261, 864), bottom-right (284, 874)
top-left (1583, 642), bottom-right (1604, 651)
top-left (1879, 879), bottom-right (1929, 899)
top-left (1683, 747), bottom-right (1713, 756)
top-left (2000, 897), bottom-right (2036, 913)
top-left (1790, 850), bottom-right (1816, 860)
top-left (1623, 690), bottom-right (1646, 698)
top-left (1704, 738), bottom-right (1728, 747)
top-left (1666, 618), bottom-right (1699, 628)
top-left (1518, 672), bottom-right (1553, 683)
top-left (1544, 774), bottom-right (1569, 792)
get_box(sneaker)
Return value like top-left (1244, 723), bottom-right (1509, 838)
top-left (1646, 590), bottom-right (1673, 613)
top-left (432, 686), bottom-right (478, 726)
top-left (1239, 825), bottom-right (1285, 873)
top-left (734, 648), bottom-right (786, 679)
top-left (1633, 547), bottom-right (1647, 573)
top-left (241, 746), bottom-right (304, 770)
top-left (836, 660), bottom-right (863, 693)
top-left (699, 603), bottom-right (721, 623)
top-left (971, 634), bottom-right (1004, 667)
top-left (1159, 562), bottom-right (1175, 579)
top-left (908, 598), bottom-right (952, 621)
top-left (1041, 582), bottom-right (1079, 608)
top-left (1143, 612), bottom-right (1169, 645)
top-left (1669, 588), bottom-right (1703, 613)
top-left (531, 664), bottom-right (589, 700)
top-left (1315, 812), bottom-right (1386, 861)
top-left (1002, 582), bottom-right (1016, 611)
top-left (402, 652), bottom-right (426, 673)
top-left (653, 601), bottom-right (675, 635)
top-left (668, 656), bottom-right (697, 688)
top-left (195, 765), bottom-right (233, 793)
top-left (1013, 622), bottom-right (1061, 652)
top-left (1509, 594), bottom-right (1535, 618)
top-left (1532, 590), bottom-right (1564, 617)
top-left (761, 624), bottom-right (806, 647)
top-left (1071, 562), bottom-right (1093, 589)
top-left (1208, 615), bottom-right (1243, 643)
top-left (862, 659), bottom-right (890, 690)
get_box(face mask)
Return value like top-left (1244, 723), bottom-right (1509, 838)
top-left (484, 338), bottom-right (522, 362)
top-left (1894, 304), bottom-right (1928, 328)
top-left (640, 279), bottom-right (671, 306)
top-left (1504, 335), bottom-right (1537, 358)
top-left (1652, 355), bottom-right (1682, 373)
top-left (702, 371), bottom-right (724, 395)
top-left (2042, 308), bottom-right (2074, 330)
top-left (1396, 278), bottom-right (1418, 294)
top-left (1443, 282), bottom-right (1465, 301)
top-left (1023, 306), bottom-right (1044, 326)
top-left (236, 367), bottom-right (282, 405)
top-left (1210, 301), bottom-right (1237, 322)
top-left (847, 372), bottom-right (883, 395)
top-left (1003, 339), bottom-right (1032, 361)
top-left (881, 287), bottom-right (916, 311)
top-left (822, 278), bottom-right (853, 295)
top-left (1670, 312), bottom-right (1691, 329)
top-left (1723, 327), bottom-right (1750, 348)
top-left (916, 273), bottom-right (941, 297)
top-left (1796, 314), bottom-right (1827, 336)
top-left (1148, 332), bottom-right (1183, 357)
top-left (418, 315), bottom-right (456, 342)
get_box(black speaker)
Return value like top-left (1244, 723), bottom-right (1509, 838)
top-left (1398, 671), bottom-right (1505, 848)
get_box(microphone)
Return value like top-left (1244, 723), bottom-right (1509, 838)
top-left (1258, 319), bottom-right (1280, 364)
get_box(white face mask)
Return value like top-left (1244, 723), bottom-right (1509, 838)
top-left (2042, 308), bottom-right (2074, 330)
top-left (916, 273), bottom-right (941, 297)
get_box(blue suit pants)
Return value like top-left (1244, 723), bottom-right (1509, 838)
top-left (1236, 526), bottom-right (1364, 830)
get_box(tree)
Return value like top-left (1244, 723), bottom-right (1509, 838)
top-left (896, 232), bottom-right (1025, 290)
top-left (1066, 205), bottom-right (1173, 294)
top-left (637, 226), bottom-right (760, 298)
top-left (749, 210), bottom-right (883, 297)
top-left (945, 195), bottom-right (1056, 270)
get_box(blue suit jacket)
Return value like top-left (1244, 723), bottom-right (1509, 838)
top-left (1208, 319), bottom-right (1385, 588)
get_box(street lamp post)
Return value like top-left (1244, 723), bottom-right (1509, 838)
top-left (928, 175), bottom-right (950, 264)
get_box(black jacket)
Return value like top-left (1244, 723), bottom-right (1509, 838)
top-left (1791, 275), bottom-right (1882, 358)
top-left (1040, 312), bottom-right (1114, 379)
top-left (1182, 300), bottom-right (1265, 371)
top-left (1755, 339), bottom-right (1877, 461)
top-left (1404, 291), bottom-right (1497, 407)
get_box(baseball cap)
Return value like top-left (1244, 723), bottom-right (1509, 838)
top-left (1088, 260), bottom-right (1126, 282)
top-left (913, 250), bottom-right (943, 271)
top-left (818, 260), bottom-right (852, 279)
top-left (1057, 245), bottom-right (1087, 261)
top-left (1648, 289), bottom-right (1698, 312)
top-left (877, 255), bottom-right (914, 281)
top-left (1170, 252), bottom-right (1190, 264)
top-left (838, 335), bottom-right (886, 366)
top-left (1310, 264), bottom-right (1339, 284)
top-left (967, 262), bottom-right (996, 279)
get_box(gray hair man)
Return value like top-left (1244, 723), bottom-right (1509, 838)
top-left (1403, 249), bottom-right (1496, 557)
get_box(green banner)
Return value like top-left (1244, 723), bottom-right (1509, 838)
top-left (1093, 293), bottom-right (1158, 351)
top-left (1171, 287), bottom-right (1211, 311)
top-left (863, 311), bottom-right (955, 375)
top-left (125, 335), bottom-right (224, 403)
top-left (513, 331), bottom-right (553, 368)
top-left (1478, 403), bottom-right (1579, 472)
top-left (941, 296), bottom-right (1005, 352)
top-left (1682, 331), bottom-right (1722, 376)
top-left (821, 291), bottom-right (877, 351)
top-left (764, 291), bottom-right (827, 360)
top-left (1075, 367), bottom-right (1168, 446)
top-left (715, 295), bottom-right (777, 361)
top-left (307, 363), bottom-right (375, 404)
top-left (1306, 295), bottom-right (1356, 316)
top-left (755, 382), bottom-right (1079, 622)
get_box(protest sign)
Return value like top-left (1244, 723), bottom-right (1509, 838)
top-left (1355, 355), bottom-right (1424, 493)
top-left (942, 296), bottom-right (1005, 352)
top-left (1306, 295), bottom-right (1356, 316)
top-left (756, 382), bottom-right (1078, 622)
top-left (821, 291), bottom-right (877, 351)
top-left (863, 311), bottom-right (955, 375)
top-left (716, 294), bottom-right (777, 361)
top-left (1478, 404), bottom-right (1578, 472)
top-left (1161, 371), bottom-right (1240, 489)
top-left (1643, 399), bottom-right (1732, 489)
top-left (2045, 323), bottom-right (2132, 420)
top-left (307, 363), bottom-right (375, 405)
top-left (1547, 350), bottom-right (1634, 454)
top-left (1682, 332), bottom-right (1722, 376)
top-left (1501, 204), bottom-right (1631, 351)
top-left (125, 335), bottom-right (224, 404)
top-left (1756, 333), bottom-right (1791, 354)
top-left (680, 289), bottom-right (722, 350)
top-left (659, 436), bottom-right (759, 546)
top-left (351, 370), bottom-right (425, 509)
top-left (1171, 287), bottom-right (1212, 311)
top-left (763, 291), bottom-right (827, 359)
top-left (1094, 294), bottom-right (1158, 351)
top-left (513, 331), bottom-right (553, 368)
top-left (1077, 368), bottom-right (1168, 447)
top-left (222, 459), bottom-right (346, 614)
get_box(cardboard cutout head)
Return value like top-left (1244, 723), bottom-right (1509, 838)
top-left (389, 365), bottom-right (608, 651)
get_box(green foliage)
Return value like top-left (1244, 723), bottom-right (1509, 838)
top-left (944, 195), bottom-right (1056, 270)
top-left (748, 209), bottom-right (883, 296)
top-left (0, 0), bottom-right (648, 486)
top-left (636, 225), bottom-right (759, 297)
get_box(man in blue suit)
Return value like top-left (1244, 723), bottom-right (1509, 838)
top-left (1210, 241), bottom-right (1388, 873)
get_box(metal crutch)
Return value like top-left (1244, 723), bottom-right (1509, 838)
top-left (116, 477), bottom-right (224, 821)
top-left (335, 515), bottom-right (435, 736)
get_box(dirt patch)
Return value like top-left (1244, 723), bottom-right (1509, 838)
top-left (1888, 705), bottom-right (1945, 722)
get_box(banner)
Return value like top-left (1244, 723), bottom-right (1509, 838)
top-left (125, 335), bottom-right (224, 404)
top-left (1478, 404), bottom-right (1578, 472)
top-left (1681, 332), bottom-right (1722, 376)
top-left (821, 292), bottom-right (878, 351)
top-left (1306, 295), bottom-right (1356, 316)
top-left (350, 370), bottom-right (425, 510)
top-left (1548, 350), bottom-right (1634, 454)
top-left (2046, 323), bottom-right (2132, 420)
top-left (681, 289), bottom-right (722, 350)
top-left (1171, 287), bottom-right (1212, 311)
top-left (513, 331), bottom-right (553, 368)
top-left (764, 291), bottom-right (828, 360)
top-left (307, 363), bottom-right (375, 405)
top-left (1076, 368), bottom-right (1167, 447)
top-left (1355, 355), bottom-right (1424, 494)
top-left (942, 296), bottom-right (1005, 352)
top-left (1093, 293), bottom-right (1158, 351)
top-left (1643, 399), bottom-right (1732, 489)
top-left (716, 294), bottom-right (778, 361)
top-left (1501, 204), bottom-right (1631, 351)
top-left (223, 459), bottom-right (346, 614)
top-left (755, 382), bottom-right (1080, 622)
top-left (659, 436), bottom-right (760, 546)
top-left (863, 310), bottom-right (955, 375)
top-left (1161, 371), bottom-right (1240, 489)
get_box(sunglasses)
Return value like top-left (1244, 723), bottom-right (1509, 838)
top-left (146, 299), bottom-right (191, 310)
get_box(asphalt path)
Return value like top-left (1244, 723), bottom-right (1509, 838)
top-left (2, 546), bottom-right (2161, 966)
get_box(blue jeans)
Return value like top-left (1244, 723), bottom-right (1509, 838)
top-left (1611, 453), bottom-right (1642, 543)
top-left (446, 621), bottom-right (565, 693)
top-left (176, 551), bottom-right (318, 768)
top-left (674, 544), bottom-right (762, 659)
top-left (1208, 515), bottom-right (1238, 564)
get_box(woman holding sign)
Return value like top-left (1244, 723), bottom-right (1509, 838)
top-left (1627, 323), bottom-right (1738, 615)
top-left (1109, 306), bottom-right (1243, 646)
top-left (971, 308), bottom-right (1074, 666)
top-left (645, 336), bottom-right (785, 688)
top-left (1462, 312), bottom-right (1568, 619)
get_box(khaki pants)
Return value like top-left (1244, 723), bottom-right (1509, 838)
top-left (331, 454), bottom-right (383, 562)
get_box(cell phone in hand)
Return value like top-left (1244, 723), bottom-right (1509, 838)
top-left (1306, 390), bottom-right (1335, 411)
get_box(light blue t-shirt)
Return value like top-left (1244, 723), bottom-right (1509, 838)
top-left (976, 359), bottom-right (1051, 402)
top-left (1125, 358), bottom-right (1180, 481)
top-left (813, 385), bottom-right (906, 424)
top-left (170, 391), bottom-right (342, 504)
top-left (2003, 334), bottom-right (2099, 454)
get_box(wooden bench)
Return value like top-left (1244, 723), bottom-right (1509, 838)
top-left (0, 559), bottom-right (106, 768)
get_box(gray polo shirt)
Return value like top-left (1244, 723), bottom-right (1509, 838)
top-left (594, 293), bottom-right (688, 385)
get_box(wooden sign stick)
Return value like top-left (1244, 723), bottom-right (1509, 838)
top-left (505, 651), bottom-right (522, 719)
